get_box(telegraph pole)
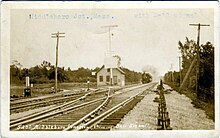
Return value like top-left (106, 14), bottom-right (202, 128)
top-left (101, 25), bottom-right (118, 86)
top-left (170, 64), bottom-right (174, 84)
top-left (51, 32), bottom-right (65, 93)
top-left (189, 23), bottom-right (209, 95)
top-left (177, 56), bottom-right (182, 85)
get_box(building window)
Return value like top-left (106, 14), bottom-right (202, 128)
top-left (106, 76), bottom-right (110, 82)
top-left (99, 76), bottom-right (103, 82)
top-left (107, 68), bottom-right (110, 72)
top-left (113, 76), bottom-right (117, 85)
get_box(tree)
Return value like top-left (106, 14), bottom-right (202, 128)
top-left (178, 37), bottom-right (197, 77)
top-left (40, 60), bottom-right (52, 78)
top-left (177, 38), bottom-right (198, 88)
top-left (175, 38), bottom-right (214, 100)
top-left (198, 42), bottom-right (214, 99)
top-left (10, 59), bottom-right (143, 85)
top-left (10, 60), bottom-right (23, 84)
top-left (73, 67), bottom-right (91, 82)
top-left (121, 67), bottom-right (142, 83)
top-left (11, 60), bottom-right (22, 69)
top-left (48, 66), bottom-right (68, 83)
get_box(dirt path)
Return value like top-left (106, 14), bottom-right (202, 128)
top-left (164, 85), bottom-right (214, 130)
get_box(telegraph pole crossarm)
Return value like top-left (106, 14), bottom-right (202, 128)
top-left (51, 32), bottom-right (65, 93)
top-left (189, 24), bottom-right (210, 27)
top-left (189, 23), bottom-right (210, 96)
top-left (101, 25), bottom-right (118, 28)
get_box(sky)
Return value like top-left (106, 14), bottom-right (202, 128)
top-left (10, 8), bottom-right (214, 76)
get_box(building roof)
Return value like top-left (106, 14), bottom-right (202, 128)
top-left (96, 65), bottom-right (125, 75)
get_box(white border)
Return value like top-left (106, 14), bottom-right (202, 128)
top-left (1, 2), bottom-right (219, 138)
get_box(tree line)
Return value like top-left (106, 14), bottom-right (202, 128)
top-left (164, 37), bottom-right (214, 101)
top-left (10, 60), bottom-right (142, 85)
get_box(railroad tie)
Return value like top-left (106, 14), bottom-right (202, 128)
top-left (99, 107), bottom-right (103, 111)
top-left (94, 111), bottom-right (99, 115)
top-left (90, 114), bottom-right (95, 119)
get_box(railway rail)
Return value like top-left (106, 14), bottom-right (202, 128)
top-left (10, 90), bottom-right (84, 106)
top-left (11, 83), bottom-right (157, 131)
top-left (10, 93), bottom-right (85, 113)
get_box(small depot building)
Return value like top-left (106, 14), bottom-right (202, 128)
top-left (96, 65), bottom-right (125, 87)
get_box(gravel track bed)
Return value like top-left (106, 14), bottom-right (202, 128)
top-left (114, 91), bottom-right (158, 130)
top-left (114, 84), bottom-right (214, 130)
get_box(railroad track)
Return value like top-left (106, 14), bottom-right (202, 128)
top-left (10, 89), bottom-right (108, 130)
top-left (10, 85), bottom-right (137, 130)
top-left (10, 88), bottom-right (114, 114)
top-left (10, 93), bottom-right (85, 114)
top-left (11, 83), bottom-right (156, 131)
top-left (10, 84), bottom-right (140, 114)
top-left (10, 90), bottom-right (83, 106)
top-left (88, 97), bottom-right (144, 131)
top-left (10, 89), bottom-right (91, 113)
top-left (64, 82), bottom-right (157, 131)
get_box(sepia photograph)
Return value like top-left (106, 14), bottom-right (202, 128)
top-left (1, 2), bottom-right (219, 138)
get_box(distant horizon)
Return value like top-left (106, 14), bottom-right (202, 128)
top-left (10, 59), bottom-right (148, 73)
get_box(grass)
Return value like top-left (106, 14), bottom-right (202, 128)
top-left (165, 82), bottom-right (215, 121)
top-left (10, 82), bottom-right (97, 98)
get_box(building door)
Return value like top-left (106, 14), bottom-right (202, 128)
top-left (106, 76), bottom-right (110, 85)
top-left (121, 75), bottom-right (125, 86)
top-left (113, 76), bottom-right (117, 85)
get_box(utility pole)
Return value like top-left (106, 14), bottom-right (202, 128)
top-left (101, 25), bottom-right (118, 86)
top-left (51, 32), bottom-right (65, 93)
top-left (170, 64), bottom-right (174, 84)
top-left (177, 56), bottom-right (182, 85)
top-left (179, 57), bottom-right (196, 92)
top-left (189, 23), bottom-right (209, 95)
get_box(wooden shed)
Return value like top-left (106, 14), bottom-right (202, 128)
top-left (96, 65), bottom-right (125, 86)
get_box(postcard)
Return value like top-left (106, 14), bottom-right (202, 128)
top-left (1, 1), bottom-right (219, 138)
